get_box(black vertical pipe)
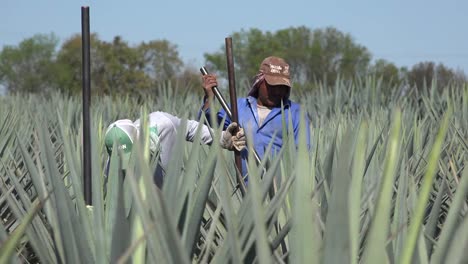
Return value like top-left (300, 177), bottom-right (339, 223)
top-left (81, 6), bottom-right (92, 205)
top-left (225, 37), bottom-right (246, 195)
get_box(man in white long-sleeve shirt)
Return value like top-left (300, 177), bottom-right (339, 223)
top-left (104, 111), bottom-right (245, 187)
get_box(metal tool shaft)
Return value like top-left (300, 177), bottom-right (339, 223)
top-left (200, 67), bottom-right (262, 165)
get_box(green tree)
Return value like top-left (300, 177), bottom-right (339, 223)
top-left (95, 36), bottom-right (152, 95)
top-left (368, 59), bottom-right (400, 85)
top-left (0, 33), bottom-right (58, 94)
top-left (1, 33), bottom-right (188, 96)
top-left (203, 26), bottom-right (372, 88)
top-left (138, 40), bottom-right (183, 81)
top-left (55, 33), bottom-right (102, 94)
top-left (407, 61), bottom-right (467, 91)
top-left (56, 35), bottom-right (185, 96)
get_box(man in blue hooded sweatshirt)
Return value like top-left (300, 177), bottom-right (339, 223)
top-left (199, 56), bottom-right (311, 176)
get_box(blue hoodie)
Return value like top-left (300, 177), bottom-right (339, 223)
top-left (199, 96), bottom-right (311, 176)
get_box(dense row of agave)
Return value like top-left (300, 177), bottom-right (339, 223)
top-left (0, 78), bottom-right (467, 263)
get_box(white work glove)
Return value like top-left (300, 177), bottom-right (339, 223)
top-left (220, 122), bottom-right (246, 151)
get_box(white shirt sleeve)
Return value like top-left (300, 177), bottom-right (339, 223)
top-left (185, 119), bottom-right (213, 145)
top-left (141, 112), bottom-right (214, 169)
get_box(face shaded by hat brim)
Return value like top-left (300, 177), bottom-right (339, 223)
top-left (264, 75), bottom-right (291, 88)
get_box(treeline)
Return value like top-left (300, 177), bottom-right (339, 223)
top-left (0, 26), bottom-right (466, 96)
top-left (0, 33), bottom-right (198, 97)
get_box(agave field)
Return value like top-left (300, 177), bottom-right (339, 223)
top-left (0, 79), bottom-right (467, 263)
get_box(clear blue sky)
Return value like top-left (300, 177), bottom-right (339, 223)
top-left (2, 0), bottom-right (467, 73)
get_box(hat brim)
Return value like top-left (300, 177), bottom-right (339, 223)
top-left (264, 75), bottom-right (291, 87)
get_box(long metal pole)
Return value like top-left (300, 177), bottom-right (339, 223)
top-left (81, 6), bottom-right (92, 205)
top-left (225, 37), bottom-right (246, 195)
top-left (199, 67), bottom-right (262, 165)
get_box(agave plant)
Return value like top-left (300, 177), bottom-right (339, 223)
top-left (0, 79), bottom-right (467, 263)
